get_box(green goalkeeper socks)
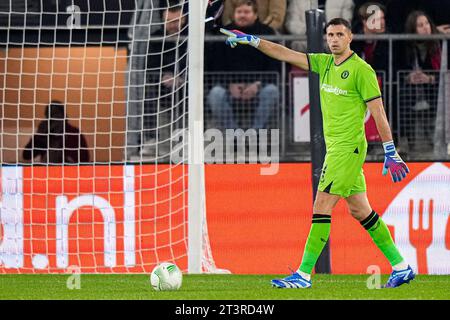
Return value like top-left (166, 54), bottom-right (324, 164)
top-left (298, 214), bottom-right (331, 275)
top-left (297, 211), bottom-right (404, 276)
top-left (361, 210), bottom-right (404, 266)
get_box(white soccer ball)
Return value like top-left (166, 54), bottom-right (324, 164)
top-left (150, 262), bottom-right (183, 291)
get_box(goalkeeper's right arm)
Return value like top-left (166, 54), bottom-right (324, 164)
top-left (220, 28), bottom-right (310, 71)
top-left (257, 39), bottom-right (309, 71)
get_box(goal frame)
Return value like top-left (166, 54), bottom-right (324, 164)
top-left (187, 0), bottom-right (207, 274)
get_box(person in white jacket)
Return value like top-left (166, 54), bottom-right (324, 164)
top-left (325, 0), bottom-right (354, 22)
top-left (285, 0), bottom-right (354, 52)
top-left (284, 0), bottom-right (315, 52)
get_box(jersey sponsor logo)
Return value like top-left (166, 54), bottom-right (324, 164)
top-left (320, 83), bottom-right (348, 96)
top-left (341, 70), bottom-right (350, 79)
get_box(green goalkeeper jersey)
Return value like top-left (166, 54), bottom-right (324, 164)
top-left (307, 52), bottom-right (381, 153)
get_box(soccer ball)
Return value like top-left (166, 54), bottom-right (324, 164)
top-left (150, 262), bottom-right (183, 291)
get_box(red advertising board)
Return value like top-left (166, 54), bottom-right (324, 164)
top-left (0, 165), bottom-right (188, 273)
top-left (1, 163), bottom-right (449, 274)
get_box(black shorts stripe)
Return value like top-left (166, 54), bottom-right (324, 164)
top-left (306, 53), bottom-right (311, 71)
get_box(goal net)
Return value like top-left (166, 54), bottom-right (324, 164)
top-left (0, 0), bottom-right (227, 274)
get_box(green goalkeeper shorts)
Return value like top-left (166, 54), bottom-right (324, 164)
top-left (318, 145), bottom-right (367, 198)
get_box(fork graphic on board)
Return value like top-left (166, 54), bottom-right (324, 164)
top-left (409, 199), bottom-right (434, 274)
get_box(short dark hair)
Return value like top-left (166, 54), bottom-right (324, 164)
top-left (325, 18), bottom-right (352, 32)
top-left (234, 0), bottom-right (258, 14)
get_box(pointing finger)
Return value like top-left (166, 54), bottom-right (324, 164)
top-left (220, 28), bottom-right (235, 37)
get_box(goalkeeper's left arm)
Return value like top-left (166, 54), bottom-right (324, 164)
top-left (220, 28), bottom-right (310, 71)
top-left (367, 97), bottom-right (409, 183)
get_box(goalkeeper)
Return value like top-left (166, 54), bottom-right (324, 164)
top-left (220, 18), bottom-right (414, 289)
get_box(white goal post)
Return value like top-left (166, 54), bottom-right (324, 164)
top-left (188, 0), bottom-right (229, 274)
top-left (187, 0), bottom-right (207, 274)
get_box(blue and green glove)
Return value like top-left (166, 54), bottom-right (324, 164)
top-left (220, 28), bottom-right (260, 48)
top-left (382, 141), bottom-right (409, 183)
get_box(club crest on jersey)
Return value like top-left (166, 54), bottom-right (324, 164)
top-left (341, 70), bottom-right (350, 79)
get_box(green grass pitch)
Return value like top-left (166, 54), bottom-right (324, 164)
top-left (0, 274), bottom-right (449, 300)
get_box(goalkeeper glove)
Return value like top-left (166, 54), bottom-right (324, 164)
top-left (220, 28), bottom-right (260, 48)
top-left (382, 141), bottom-right (409, 183)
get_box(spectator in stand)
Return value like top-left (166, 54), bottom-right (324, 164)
top-left (205, 0), bottom-right (226, 33)
top-left (424, 0), bottom-right (450, 34)
top-left (399, 10), bottom-right (441, 152)
top-left (221, 0), bottom-right (286, 33)
top-left (23, 101), bottom-right (90, 164)
top-left (143, 4), bottom-right (187, 157)
top-left (385, 0), bottom-right (450, 34)
top-left (352, 0), bottom-right (389, 32)
top-left (284, 0), bottom-right (316, 53)
top-left (126, 0), bottom-right (182, 159)
top-left (285, 0), bottom-right (354, 53)
top-left (147, 4), bottom-right (187, 88)
top-left (325, 0), bottom-right (354, 22)
top-left (207, 0), bottom-right (280, 130)
top-left (351, 2), bottom-right (397, 151)
top-left (352, 2), bottom-right (390, 75)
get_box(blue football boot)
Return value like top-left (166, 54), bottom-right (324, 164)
top-left (271, 272), bottom-right (312, 289)
top-left (383, 265), bottom-right (416, 288)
